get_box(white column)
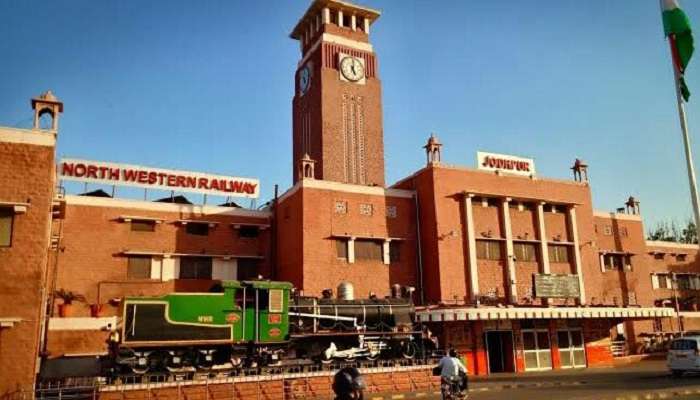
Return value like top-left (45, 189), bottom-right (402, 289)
top-left (364, 17), bottom-right (370, 34)
top-left (536, 202), bottom-right (551, 274)
top-left (150, 257), bottom-right (163, 280)
top-left (382, 240), bottom-right (390, 265)
top-left (464, 194), bottom-right (479, 302)
top-left (322, 7), bottom-right (331, 24)
top-left (599, 253), bottom-right (606, 273)
top-left (351, 14), bottom-right (357, 31)
top-left (338, 10), bottom-right (344, 27)
top-left (568, 206), bottom-right (586, 304)
top-left (348, 237), bottom-right (355, 263)
top-left (501, 198), bottom-right (517, 303)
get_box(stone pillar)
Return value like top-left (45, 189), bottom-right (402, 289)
top-left (348, 237), bottom-right (355, 264)
top-left (536, 202), bottom-right (551, 274)
top-left (502, 198), bottom-right (517, 303)
top-left (567, 206), bottom-right (586, 304)
top-left (364, 17), bottom-right (370, 34)
top-left (351, 14), bottom-right (357, 30)
top-left (322, 7), bottom-right (331, 24)
top-left (463, 193), bottom-right (479, 302)
top-left (338, 10), bottom-right (344, 27)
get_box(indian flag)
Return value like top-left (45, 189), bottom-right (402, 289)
top-left (663, 0), bottom-right (694, 100)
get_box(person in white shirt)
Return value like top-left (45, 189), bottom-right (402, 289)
top-left (438, 349), bottom-right (468, 398)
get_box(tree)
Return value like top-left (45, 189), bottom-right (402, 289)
top-left (647, 218), bottom-right (698, 244)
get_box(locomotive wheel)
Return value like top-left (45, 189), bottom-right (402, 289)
top-left (149, 350), bottom-right (172, 371)
top-left (196, 352), bottom-right (214, 371)
top-left (401, 342), bottom-right (417, 359)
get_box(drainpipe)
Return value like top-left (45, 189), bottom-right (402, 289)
top-left (414, 190), bottom-right (425, 305)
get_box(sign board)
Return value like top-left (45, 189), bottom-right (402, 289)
top-left (477, 151), bottom-right (535, 177)
top-left (533, 274), bottom-right (580, 298)
top-left (58, 158), bottom-right (259, 198)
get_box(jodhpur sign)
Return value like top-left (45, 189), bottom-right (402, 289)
top-left (477, 151), bottom-right (535, 177)
top-left (59, 158), bottom-right (259, 198)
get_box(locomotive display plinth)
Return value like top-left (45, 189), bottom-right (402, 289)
top-left (103, 280), bottom-right (423, 376)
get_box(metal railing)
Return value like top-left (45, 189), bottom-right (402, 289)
top-left (610, 340), bottom-right (628, 357)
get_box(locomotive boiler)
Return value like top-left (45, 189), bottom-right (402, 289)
top-left (111, 280), bottom-right (419, 374)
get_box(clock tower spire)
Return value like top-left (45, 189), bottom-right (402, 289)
top-left (290, 0), bottom-right (385, 187)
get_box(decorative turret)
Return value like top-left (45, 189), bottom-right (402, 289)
top-left (423, 133), bottom-right (443, 165)
top-left (571, 158), bottom-right (588, 182)
top-left (31, 90), bottom-right (63, 131)
top-left (298, 153), bottom-right (316, 180)
top-left (625, 196), bottom-right (640, 215)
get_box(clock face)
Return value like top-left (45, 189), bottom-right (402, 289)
top-left (340, 56), bottom-right (365, 82)
top-left (299, 65), bottom-right (311, 95)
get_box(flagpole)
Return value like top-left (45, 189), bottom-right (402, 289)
top-left (668, 37), bottom-right (700, 246)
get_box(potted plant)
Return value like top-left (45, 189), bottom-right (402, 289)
top-left (88, 303), bottom-right (104, 318)
top-left (54, 289), bottom-right (86, 317)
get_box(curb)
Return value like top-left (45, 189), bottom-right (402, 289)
top-left (368, 380), bottom-right (587, 399)
top-left (605, 386), bottom-right (700, 400)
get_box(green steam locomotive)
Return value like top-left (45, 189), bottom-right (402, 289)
top-left (113, 280), bottom-right (419, 374)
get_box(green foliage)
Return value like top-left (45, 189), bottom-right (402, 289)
top-left (647, 218), bottom-right (698, 244)
top-left (53, 288), bottom-right (87, 305)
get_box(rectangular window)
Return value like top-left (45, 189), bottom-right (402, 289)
top-left (185, 222), bottom-right (209, 236)
top-left (514, 242), bottom-right (538, 262)
top-left (127, 256), bottom-right (151, 280)
top-left (677, 254), bottom-right (688, 262)
top-left (602, 254), bottom-right (631, 271)
top-left (0, 208), bottom-right (14, 247)
top-left (656, 274), bottom-right (670, 289)
top-left (131, 220), bottom-right (156, 232)
top-left (548, 245), bottom-right (571, 263)
top-left (677, 275), bottom-right (693, 290)
top-left (603, 225), bottom-right (612, 236)
top-left (620, 227), bottom-right (629, 237)
top-left (386, 205), bottom-right (397, 218)
top-left (476, 240), bottom-right (502, 261)
top-left (390, 241), bottom-right (401, 263)
top-left (237, 258), bottom-right (259, 280)
top-left (238, 226), bottom-right (260, 238)
top-left (654, 253), bottom-right (665, 260)
top-left (179, 257), bottom-right (213, 279)
top-left (354, 239), bottom-right (383, 261)
top-left (336, 239), bottom-right (348, 260)
top-left (268, 289), bottom-right (284, 313)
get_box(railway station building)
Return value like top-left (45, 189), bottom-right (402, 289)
top-left (1, 0), bottom-right (700, 392)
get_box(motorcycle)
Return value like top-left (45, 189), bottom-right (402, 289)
top-left (440, 376), bottom-right (467, 400)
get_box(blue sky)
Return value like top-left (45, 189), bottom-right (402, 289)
top-left (1, 0), bottom-right (699, 230)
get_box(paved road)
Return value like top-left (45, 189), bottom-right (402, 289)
top-left (422, 360), bottom-right (700, 400)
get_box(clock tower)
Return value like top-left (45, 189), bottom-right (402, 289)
top-left (290, 0), bottom-right (385, 186)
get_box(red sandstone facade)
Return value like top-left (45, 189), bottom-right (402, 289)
top-left (2, 0), bottom-right (700, 392)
